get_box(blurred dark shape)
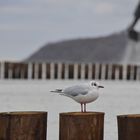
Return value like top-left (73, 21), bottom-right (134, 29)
top-left (134, 1), bottom-right (140, 22)
top-left (129, 1), bottom-right (140, 30)
top-left (25, 32), bottom-right (127, 63)
top-left (128, 29), bottom-right (139, 41)
top-left (128, 1), bottom-right (140, 41)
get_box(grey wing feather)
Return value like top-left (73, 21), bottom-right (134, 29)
top-left (63, 85), bottom-right (89, 97)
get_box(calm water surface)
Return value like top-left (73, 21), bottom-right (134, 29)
top-left (0, 80), bottom-right (139, 140)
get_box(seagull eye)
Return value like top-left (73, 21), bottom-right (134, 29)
top-left (94, 83), bottom-right (97, 86)
top-left (91, 82), bottom-right (97, 86)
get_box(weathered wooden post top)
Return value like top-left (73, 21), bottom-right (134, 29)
top-left (117, 114), bottom-right (140, 140)
top-left (0, 111), bottom-right (47, 140)
top-left (59, 112), bottom-right (104, 140)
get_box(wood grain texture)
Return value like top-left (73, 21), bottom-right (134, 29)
top-left (0, 111), bottom-right (47, 140)
top-left (117, 114), bottom-right (140, 140)
top-left (59, 112), bottom-right (104, 140)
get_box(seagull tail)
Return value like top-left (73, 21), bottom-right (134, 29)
top-left (50, 89), bottom-right (63, 93)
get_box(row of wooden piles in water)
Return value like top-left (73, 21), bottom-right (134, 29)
top-left (0, 111), bottom-right (140, 140)
top-left (0, 61), bottom-right (140, 80)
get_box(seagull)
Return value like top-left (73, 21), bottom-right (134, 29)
top-left (51, 81), bottom-right (104, 112)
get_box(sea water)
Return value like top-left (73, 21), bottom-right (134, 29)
top-left (0, 80), bottom-right (139, 140)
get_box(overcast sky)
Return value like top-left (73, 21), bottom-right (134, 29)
top-left (0, 0), bottom-right (139, 61)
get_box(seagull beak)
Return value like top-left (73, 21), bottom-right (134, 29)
top-left (98, 85), bottom-right (104, 88)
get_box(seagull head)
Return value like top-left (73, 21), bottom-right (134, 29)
top-left (90, 81), bottom-right (104, 89)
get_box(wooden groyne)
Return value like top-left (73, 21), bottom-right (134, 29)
top-left (59, 112), bottom-right (104, 140)
top-left (0, 111), bottom-right (47, 140)
top-left (0, 61), bottom-right (140, 80)
top-left (117, 114), bottom-right (140, 140)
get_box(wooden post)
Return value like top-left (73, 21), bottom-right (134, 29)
top-left (115, 66), bottom-right (120, 80)
top-left (122, 65), bottom-right (127, 80)
top-left (81, 63), bottom-right (85, 79)
top-left (117, 114), bottom-right (140, 140)
top-left (74, 63), bottom-right (78, 79)
top-left (108, 64), bottom-right (112, 80)
top-left (95, 63), bottom-right (100, 79)
top-left (58, 63), bottom-right (62, 79)
top-left (136, 65), bottom-right (140, 80)
top-left (42, 63), bottom-right (47, 79)
top-left (20, 65), bottom-right (25, 79)
top-left (0, 111), bottom-right (47, 140)
top-left (0, 62), bottom-right (5, 79)
top-left (34, 63), bottom-right (39, 79)
top-left (8, 69), bottom-right (13, 79)
top-left (88, 63), bottom-right (92, 79)
top-left (64, 63), bottom-right (69, 79)
top-left (59, 112), bottom-right (104, 140)
top-left (129, 65), bottom-right (133, 80)
top-left (50, 63), bottom-right (55, 79)
top-left (28, 63), bottom-right (33, 79)
top-left (101, 64), bottom-right (106, 80)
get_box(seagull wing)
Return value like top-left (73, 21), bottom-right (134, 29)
top-left (63, 85), bottom-right (89, 97)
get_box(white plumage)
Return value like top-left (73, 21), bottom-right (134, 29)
top-left (51, 81), bottom-right (104, 112)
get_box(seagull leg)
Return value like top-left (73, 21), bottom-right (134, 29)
top-left (81, 103), bottom-right (83, 112)
top-left (84, 103), bottom-right (86, 112)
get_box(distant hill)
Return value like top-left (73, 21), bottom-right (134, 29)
top-left (25, 32), bottom-right (127, 63)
